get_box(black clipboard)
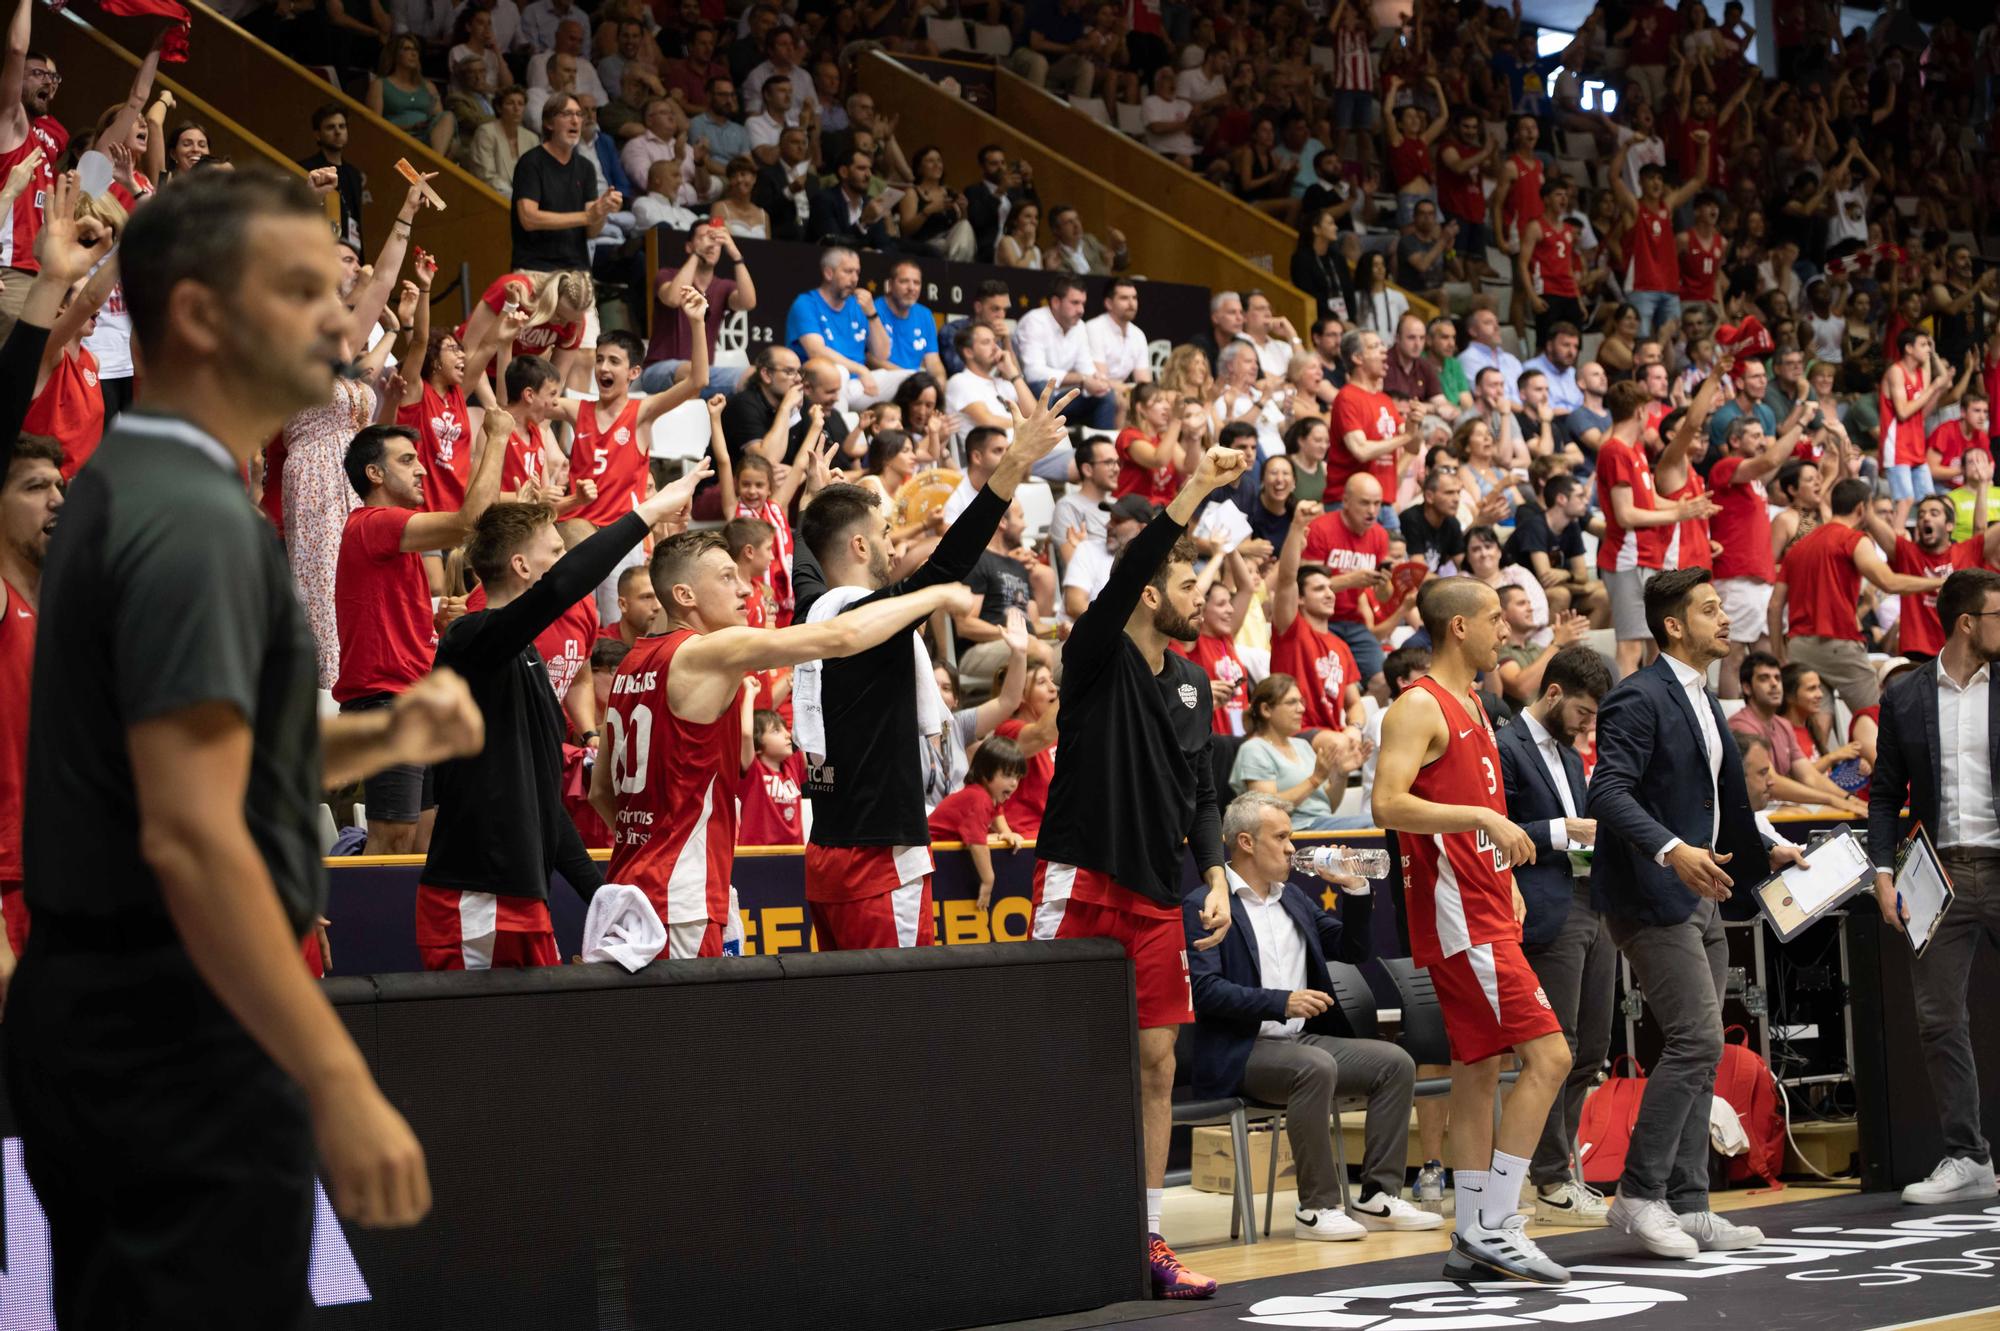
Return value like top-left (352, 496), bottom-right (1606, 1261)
top-left (1894, 822), bottom-right (1956, 958)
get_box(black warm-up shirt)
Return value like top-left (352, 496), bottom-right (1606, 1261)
top-left (423, 513), bottom-right (649, 900)
top-left (1036, 510), bottom-right (1224, 909)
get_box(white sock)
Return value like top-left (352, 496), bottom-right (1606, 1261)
top-left (1453, 1169), bottom-right (1489, 1239)
top-left (1146, 1187), bottom-right (1163, 1235)
top-left (1482, 1150), bottom-right (1530, 1229)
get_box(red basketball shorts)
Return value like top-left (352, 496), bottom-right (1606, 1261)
top-left (805, 844), bottom-right (935, 951)
top-left (415, 885), bottom-right (560, 972)
top-left (1427, 938), bottom-right (1563, 1064)
top-left (1031, 861), bottom-right (1192, 1029)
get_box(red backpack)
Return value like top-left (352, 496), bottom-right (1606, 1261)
top-left (1578, 1057), bottom-right (1648, 1187)
top-left (1714, 1025), bottom-right (1786, 1189)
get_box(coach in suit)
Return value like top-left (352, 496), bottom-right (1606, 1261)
top-left (1185, 792), bottom-right (1436, 1239)
top-left (1868, 567), bottom-right (2000, 1206)
top-left (1587, 568), bottom-right (1802, 1258)
top-left (1497, 645), bottom-right (1615, 1225)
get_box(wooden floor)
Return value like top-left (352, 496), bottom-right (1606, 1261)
top-left (1163, 1178), bottom-right (1858, 1285)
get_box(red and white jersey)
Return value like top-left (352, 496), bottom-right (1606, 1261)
top-left (534, 594), bottom-right (599, 708)
top-left (501, 421), bottom-right (556, 492)
top-left (457, 272), bottom-right (586, 363)
top-left (1268, 613), bottom-right (1360, 733)
top-left (1331, 25), bottom-right (1372, 91)
top-left (738, 751), bottom-right (805, 846)
top-left (1399, 677), bottom-right (1517, 966)
top-left (1678, 228), bottom-right (1726, 302)
top-left (1502, 153), bottom-right (1543, 234)
top-left (0, 117), bottom-right (68, 273)
top-left (1174, 633), bottom-right (1250, 736)
top-left (0, 580), bottom-right (33, 881)
top-left (24, 346), bottom-right (104, 480)
top-left (569, 397), bottom-right (649, 526)
top-left (397, 382), bottom-right (472, 513)
top-left (603, 629), bottom-right (744, 929)
top-left (735, 497), bottom-right (794, 618)
top-left (1627, 202), bottom-right (1677, 294)
top-left (1594, 434), bottom-right (1664, 572)
top-left (1881, 363), bottom-right (1929, 467)
top-left (1530, 220), bottom-right (1579, 297)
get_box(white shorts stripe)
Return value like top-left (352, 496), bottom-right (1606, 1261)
top-left (457, 891), bottom-right (497, 970)
top-left (663, 777), bottom-right (717, 924)
top-left (1431, 835), bottom-right (1473, 958)
top-left (1466, 943), bottom-right (1503, 1022)
top-left (890, 880), bottom-right (924, 949)
top-left (666, 920), bottom-right (709, 960)
top-left (1032, 897), bottom-right (1069, 941)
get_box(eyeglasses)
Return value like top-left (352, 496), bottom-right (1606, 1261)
top-left (26, 68), bottom-right (57, 84)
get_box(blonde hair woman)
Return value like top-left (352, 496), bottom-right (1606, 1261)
top-left (457, 269), bottom-right (595, 386)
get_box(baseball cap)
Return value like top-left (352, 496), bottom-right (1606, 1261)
top-left (1100, 494), bottom-right (1157, 523)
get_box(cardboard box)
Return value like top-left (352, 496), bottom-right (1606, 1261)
top-left (1190, 1124), bottom-right (1295, 1195)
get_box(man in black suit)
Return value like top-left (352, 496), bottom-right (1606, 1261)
top-left (1185, 793), bottom-right (1440, 1241)
top-left (1870, 567), bottom-right (2000, 1207)
top-left (1497, 645), bottom-right (1614, 1228)
top-left (751, 125), bottom-right (813, 242)
top-left (807, 145), bottom-right (893, 251)
top-left (1588, 567), bottom-right (1802, 1258)
top-left (962, 143), bottom-right (1031, 265)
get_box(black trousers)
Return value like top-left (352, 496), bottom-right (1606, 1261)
top-left (5, 924), bottom-right (315, 1329)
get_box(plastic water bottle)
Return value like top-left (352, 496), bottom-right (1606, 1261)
top-left (1291, 846), bottom-right (1391, 890)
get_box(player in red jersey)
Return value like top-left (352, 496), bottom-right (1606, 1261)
top-left (1517, 176), bottom-right (1584, 342)
top-left (1611, 133), bottom-right (1709, 336)
top-left (569, 316), bottom-right (711, 619)
top-left (1270, 499), bottom-right (1371, 733)
top-left (1676, 193), bottom-right (1728, 305)
top-left (0, 0), bottom-right (69, 336)
top-left (1373, 577), bottom-right (1573, 1285)
top-left (593, 530), bottom-right (974, 958)
top-left (0, 438), bottom-right (61, 987)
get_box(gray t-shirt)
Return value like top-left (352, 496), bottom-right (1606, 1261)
top-left (1229, 735), bottom-right (1334, 825)
top-left (26, 415), bottom-right (326, 935)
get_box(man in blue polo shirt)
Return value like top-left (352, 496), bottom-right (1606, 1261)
top-left (784, 244), bottom-right (887, 398)
top-left (874, 258), bottom-right (947, 386)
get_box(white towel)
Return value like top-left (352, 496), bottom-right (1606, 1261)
top-left (580, 884), bottom-right (668, 972)
top-left (792, 584), bottom-right (948, 768)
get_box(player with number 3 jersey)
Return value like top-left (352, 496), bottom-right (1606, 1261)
top-left (1373, 577), bottom-right (1573, 1288)
top-left (593, 530), bottom-right (976, 958)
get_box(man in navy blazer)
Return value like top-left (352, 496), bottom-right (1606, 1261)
top-left (1587, 568), bottom-right (1802, 1259)
top-left (1184, 793), bottom-right (1440, 1241)
top-left (1495, 645), bottom-right (1616, 1227)
top-left (805, 145), bottom-right (894, 251)
top-left (1868, 568), bottom-right (2000, 1206)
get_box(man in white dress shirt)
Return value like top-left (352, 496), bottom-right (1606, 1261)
top-left (1013, 276), bottom-right (1117, 430)
top-left (520, 0), bottom-right (589, 52)
top-left (946, 324), bottom-right (1075, 483)
top-left (1084, 277), bottom-right (1153, 392)
top-left (1870, 568), bottom-right (2000, 1206)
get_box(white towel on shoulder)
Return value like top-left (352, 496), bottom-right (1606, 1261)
top-left (792, 584), bottom-right (948, 767)
top-left (580, 884), bottom-right (668, 972)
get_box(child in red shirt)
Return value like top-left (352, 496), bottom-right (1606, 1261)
top-left (926, 735), bottom-right (1027, 910)
top-left (738, 708), bottom-right (807, 846)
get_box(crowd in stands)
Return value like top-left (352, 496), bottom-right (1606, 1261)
top-left (4, 0), bottom-right (2000, 977)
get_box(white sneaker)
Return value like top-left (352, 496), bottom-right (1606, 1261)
top-left (1677, 1211), bottom-right (1765, 1251)
top-left (1350, 1192), bottom-right (1446, 1231)
top-left (1605, 1191), bottom-right (1699, 1259)
top-left (1534, 1180), bottom-right (1610, 1227)
top-left (1902, 1156), bottom-right (2000, 1206)
top-left (1294, 1207), bottom-right (1369, 1241)
top-left (1442, 1214), bottom-right (1569, 1284)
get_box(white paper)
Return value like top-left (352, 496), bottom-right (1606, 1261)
top-left (75, 150), bottom-right (114, 199)
top-left (1896, 836), bottom-right (1953, 954)
top-left (1776, 828), bottom-right (1872, 915)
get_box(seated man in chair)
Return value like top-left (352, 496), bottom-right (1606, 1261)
top-left (1185, 792), bottom-right (1442, 1240)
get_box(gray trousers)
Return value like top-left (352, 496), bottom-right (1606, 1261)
top-left (1523, 883), bottom-right (1618, 1187)
top-left (1915, 849), bottom-right (2000, 1162)
top-left (1240, 1032), bottom-right (1416, 1208)
top-left (1607, 899), bottom-right (1727, 1212)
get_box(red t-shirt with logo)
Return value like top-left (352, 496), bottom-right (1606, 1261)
top-left (536, 594), bottom-right (600, 709)
top-left (396, 382), bottom-right (473, 512)
top-left (1594, 435), bottom-right (1664, 571)
top-left (1303, 512), bottom-right (1389, 620)
top-left (1708, 455), bottom-right (1775, 582)
top-left (1268, 613), bottom-right (1360, 733)
top-left (738, 751), bottom-right (806, 846)
top-left (570, 397), bottom-right (652, 526)
top-left (24, 346), bottom-right (104, 481)
top-left (0, 116), bottom-right (67, 272)
top-left (1678, 228), bottom-right (1726, 302)
top-left (927, 782), bottom-right (1002, 847)
top-left (1113, 426), bottom-right (1182, 504)
top-left (1328, 383), bottom-right (1403, 502)
top-left (1891, 535), bottom-right (1988, 656)
top-left (333, 507), bottom-right (436, 702)
top-left (502, 422), bottom-right (555, 492)
top-left (993, 717), bottom-right (1053, 839)
top-left (1776, 522), bottom-right (1865, 641)
top-left (1174, 632), bottom-right (1251, 735)
top-left (458, 273), bottom-right (587, 362)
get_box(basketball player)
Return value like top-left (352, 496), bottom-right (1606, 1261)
top-left (1372, 577), bottom-right (1575, 1285)
top-left (789, 384), bottom-right (1074, 952)
top-left (1032, 441), bottom-right (1249, 1300)
top-left (592, 530), bottom-right (975, 958)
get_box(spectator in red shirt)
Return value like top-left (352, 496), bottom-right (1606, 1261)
top-left (1174, 553), bottom-right (1257, 736)
top-left (1927, 393), bottom-right (1990, 490)
top-left (1770, 478), bottom-right (1945, 720)
top-left (25, 260), bottom-right (114, 481)
top-left (1302, 470), bottom-right (1392, 684)
top-left (1114, 381), bottom-right (1191, 504)
top-left (925, 734), bottom-right (1027, 910)
top-left (1707, 410), bottom-right (1800, 696)
top-left (334, 411), bottom-right (509, 852)
top-left (1328, 328), bottom-right (1426, 535)
top-left (1269, 498), bottom-right (1367, 732)
top-left (738, 705), bottom-right (807, 846)
top-left (1861, 493), bottom-right (2000, 660)
top-left (0, 438), bottom-right (63, 976)
top-left (991, 659), bottom-right (1058, 840)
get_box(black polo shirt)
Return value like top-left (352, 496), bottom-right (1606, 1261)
top-left (25, 415), bottom-right (325, 935)
top-left (510, 143), bottom-right (596, 272)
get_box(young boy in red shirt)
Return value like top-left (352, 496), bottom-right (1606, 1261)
top-left (926, 735), bottom-right (1027, 910)
top-left (738, 706), bottom-right (807, 846)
